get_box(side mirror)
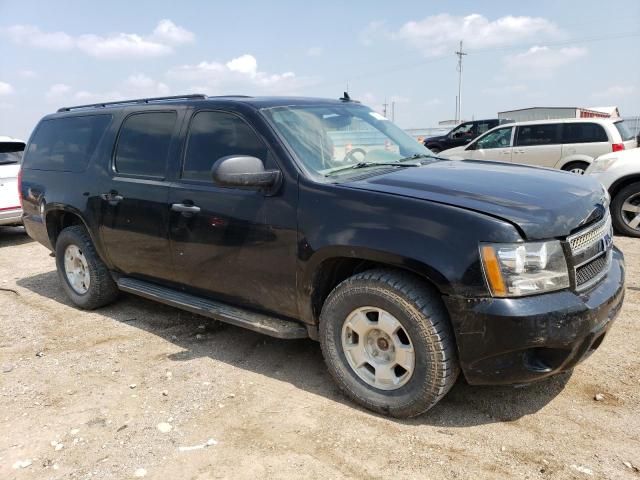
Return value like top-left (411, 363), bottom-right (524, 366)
top-left (212, 156), bottom-right (281, 190)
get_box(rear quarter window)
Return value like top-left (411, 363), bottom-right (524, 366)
top-left (562, 123), bottom-right (608, 143)
top-left (0, 142), bottom-right (25, 165)
top-left (24, 115), bottom-right (112, 172)
top-left (614, 121), bottom-right (634, 141)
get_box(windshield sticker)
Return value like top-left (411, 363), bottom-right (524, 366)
top-left (369, 112), bottom-right (389, 121)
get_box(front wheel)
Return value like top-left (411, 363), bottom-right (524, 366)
top-left (611, 182), bottom-right (640, 237)
top-left (319, 269), bottom-right (459, 418)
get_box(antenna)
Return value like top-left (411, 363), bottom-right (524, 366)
top-left (455, 40), bottom-right (467, 123)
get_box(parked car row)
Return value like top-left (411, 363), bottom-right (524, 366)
top-left (16, 94), bottom-right (625, 417)
top-left (0, 136), bottom-right (25, 226)
top-left (436, 118), bottom-right (637, 174)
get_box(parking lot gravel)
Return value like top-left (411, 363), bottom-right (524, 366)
top-left (0, 226), bottom-right (638, 479)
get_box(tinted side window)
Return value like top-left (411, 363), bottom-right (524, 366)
top-left (182, 111), bottom-right (269, 181)
top-left (562, 123), bottom-right (608, 143)
top-left (24, 115), bottom-right (111, 172)
top-left (115, 112), bottom-right (177, 177)
top-left (515, 124), bottom-right (560, 147)
top-left (476, 127), bottom-right (512, 149)
top-left (0, 142), bottom-right (25, 165)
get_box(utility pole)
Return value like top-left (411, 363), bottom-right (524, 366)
top-left (455, 40), bottom-right (467, 123)
top-left (391, 101), bottom-right (395, 122)
top-left (382, 98), bottom-right (388, 118)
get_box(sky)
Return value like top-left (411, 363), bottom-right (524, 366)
top-left (0, 0), bottom-right (639, 139)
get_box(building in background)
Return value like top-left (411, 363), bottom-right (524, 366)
top-left (498, 106), bottom-right (620, 122)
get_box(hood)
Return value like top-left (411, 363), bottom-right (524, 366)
top-left (423, 134), bottom-right (447, 144)
top-left (344, 160), bottom-right (607, 240)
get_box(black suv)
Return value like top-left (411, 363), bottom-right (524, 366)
top-left (423, 118), bottom-right (501, 153)
top-left (20, 95), bottom-right (624, 418)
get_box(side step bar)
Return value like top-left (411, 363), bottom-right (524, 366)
top-left (117, 277), bottom-right (308, 340)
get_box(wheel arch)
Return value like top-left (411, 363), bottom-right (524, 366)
top-left (608, 174), bottom-right (640, 200)
top-left (301, 247), bottom-right (450, 326)
top-left (43, 206), bottom-right (108, 263)
top-left (555, 154), bottom-right (593, 170)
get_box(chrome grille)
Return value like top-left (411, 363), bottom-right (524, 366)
top-left (567, 212), bottom-right (613, 290)
top-left (575, 253), bottom-right (610, 287)
top-left (568, 215), bottom-right (611, 253)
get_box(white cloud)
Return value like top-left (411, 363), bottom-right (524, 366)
top-left (391, 14), bottom-right (560, 56)
top-left (168, 54), bottom-right (303, 94)
top-left (306, 46), bottom-right (323, 57)
top-left (0, 81), bottom-right (14, 96)
top-left (592, 85), bottom-right (635, 99)
top-left (226, 54), bottom-right (258, 76)
top-left (44, 74), bottom-right (170, 105)
top-left (2, 20), bottom-right (195, 59)
top-left (2, 25), bottom-right (74, 50)
top-left (504, 46), bottom-right (587, 77)
top-left (76, 33), bottom-right (171, 58)
top-left (151, 19), bottom-right (195, 45)
top-left (45, 83), bottom-right (72, 101)
top-left (125, 74), bottom-right (170, 96)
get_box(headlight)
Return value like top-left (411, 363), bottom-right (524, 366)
top-left (480, 241), bottom-right (569, 297)
top-left (589, 157), bottom-right (617, 173)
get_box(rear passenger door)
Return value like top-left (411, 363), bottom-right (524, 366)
top-left (167, 110), bottom-right (298, 318)
top-left (561, 122), bottom-right (610, 162)
top-left (99, 110), bottom-right (182, 282)
top-left (513, 123), bottom-right (562, 168)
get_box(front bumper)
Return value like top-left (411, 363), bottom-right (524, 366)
top-left (0, 207), bottom-right (23, 226)
top-left (443, 247), bottom-right (625, 385)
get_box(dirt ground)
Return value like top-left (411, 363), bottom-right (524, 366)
top-left (0, 226), bottom-right (638, 480)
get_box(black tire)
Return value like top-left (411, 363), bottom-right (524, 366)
top-left (611, 182), bottom-right (640, 238)
top-left (427, 146), bottom-right (441, 154)
top-left (319, 269), bottom-right (459, 418)
top-left (562, 161), bottom-right (589, 175)
top-left (55, 225), bottom-right (119, 309)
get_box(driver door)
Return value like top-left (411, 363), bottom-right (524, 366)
top-left (468, 126), bottom-right (514, 162)
top-left (167, 110), bottom-right (298, 318)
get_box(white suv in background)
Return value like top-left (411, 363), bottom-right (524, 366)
top-left (586, 147), bottom-right (640, 237)
top-left (0, 136), bottom-right (25, 227)
top-left (438, 118), bottom-right (637, 174)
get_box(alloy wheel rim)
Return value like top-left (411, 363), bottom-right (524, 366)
top-left (569, 167), bottom-right (585, 175)
top-left (621, 192), bottom-right (640, 231)
top-left (64, 245), bottom-right (90, 294)
top-left (341, 307), bottom-right (415, 391)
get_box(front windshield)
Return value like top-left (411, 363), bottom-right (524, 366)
top-left (261, 104), bottom-right (433, 179)
top-left (0, 142), bottom-right (25, 165)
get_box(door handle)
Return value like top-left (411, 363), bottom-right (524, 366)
top-left (101, 192), bottom-right (124, 205)
top-left (171, 203), bottom-right (201, 214)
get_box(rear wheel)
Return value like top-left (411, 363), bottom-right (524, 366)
top-left (55, 225), bottom-right (119, 309)
top-left (562, 161), bottom-right (589, 175)
top-left (319, 269), bottom-right (458, 418)
top-left (611, 182), bottom-right (640, 237)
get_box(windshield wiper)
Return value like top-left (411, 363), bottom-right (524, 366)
top-left (324, 161), bottom-right (421, 177)
top-left (397, 153), bottom-right (441, 162)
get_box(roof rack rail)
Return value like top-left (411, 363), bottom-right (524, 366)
top-left (57, 94), bottom-right (208, 112)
